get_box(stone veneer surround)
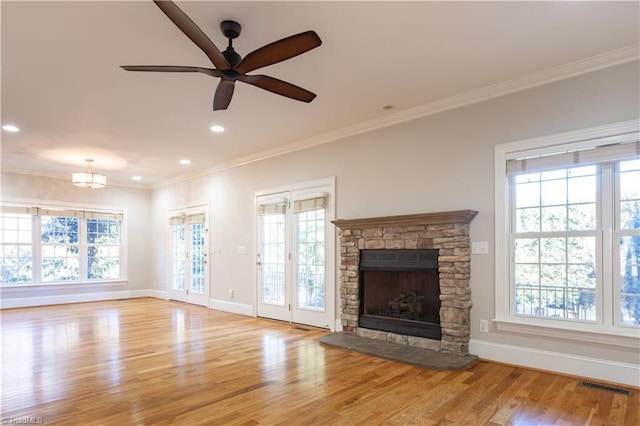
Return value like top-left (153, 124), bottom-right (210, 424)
top-left (332, 210), bottom-right (478, 356)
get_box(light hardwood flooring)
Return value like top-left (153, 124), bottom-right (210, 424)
top-left (1, 298), bottom-right (638, 425)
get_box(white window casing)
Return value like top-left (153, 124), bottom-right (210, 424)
top-left (494, 120), bottom-right (640, 348)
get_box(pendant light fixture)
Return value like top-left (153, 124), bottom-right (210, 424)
top-left (72, 159), bottom-right (107, 189)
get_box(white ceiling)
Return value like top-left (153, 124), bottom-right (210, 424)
top-left (2, 1), bottom-right (639, 188)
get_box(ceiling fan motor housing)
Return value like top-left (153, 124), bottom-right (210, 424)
top-left (220, 20), bottom-right (242, 67)
top-left (220, 20), bottom-right (241, 39)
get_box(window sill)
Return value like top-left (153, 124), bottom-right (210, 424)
top-left (0, 279), bottom-right (128, 291)
top-left (494, 318), bottom-right (639, 349)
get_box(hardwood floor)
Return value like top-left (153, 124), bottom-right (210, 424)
top-left (1, 298), bottom-right (637, 425)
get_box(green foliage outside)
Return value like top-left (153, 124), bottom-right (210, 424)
top-left (513, 162), bottom-right (639, 324)
top-left (0, 215), bottom-right (120, 283)
top-left (296, 209), bottom-right (325, 310)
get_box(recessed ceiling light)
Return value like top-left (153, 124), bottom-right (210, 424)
top-left (180, 159), bottom-right (191, 165)
top-left (132, 176), bottom-right (142, 181)
top-left (2, 124), bottom-right (20, 132)
top-left (210, 125), bottom-right (225, 133)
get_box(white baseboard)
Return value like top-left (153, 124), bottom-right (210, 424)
top-left (0, 289), bottom-right (150, 309)
top-left (147, 289), bottom-right (168, 300)
top-left (0, 291), bottom-right (254, 316)
top-left (210, 299), bottom-right (254, 316)
top-left (470, 339), bottom-right (640, 388)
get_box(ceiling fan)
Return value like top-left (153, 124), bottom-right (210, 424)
top-left (121, 0), bottom-right (322, 111)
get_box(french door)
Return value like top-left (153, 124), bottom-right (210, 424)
top-left (256, 180), bottom-right (335, 329)
top-left (169, 206), bottom-right (209, 307)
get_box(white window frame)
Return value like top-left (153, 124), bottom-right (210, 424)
top-left (0, 202), bottom-right (127, 286)
top-left (494, 119), bottom-right (640, 348)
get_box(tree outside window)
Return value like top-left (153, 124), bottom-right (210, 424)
top-left (41, 216), bottom-right (80, 281)
top-left (0, 207), bottom-right (123, 284)
top-left (87, 219), bottom-right (120, 280)
top-left (619, 159), bottom-right (640, 325)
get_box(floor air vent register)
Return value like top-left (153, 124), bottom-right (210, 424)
top-left (578, 381), bottom-right (633, 396)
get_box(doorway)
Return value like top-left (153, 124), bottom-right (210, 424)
top-left (168, 206), bottom-right (209, 307)
top-left (256, 178), bottom-right (335, 329)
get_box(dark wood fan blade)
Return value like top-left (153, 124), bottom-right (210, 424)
top-left (235, 31), bottom-right (322, 74)
top-left (214, 79), bottom-right (235, 110)
top-left (153, 0), bottom-right (230, 70)
top-left (238, 74), bottom-right (316, 103)
top-left (121, 65), bottom-right (222, 78)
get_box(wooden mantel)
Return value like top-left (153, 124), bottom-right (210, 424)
top-left (332, 210), bottom-right (478, 229)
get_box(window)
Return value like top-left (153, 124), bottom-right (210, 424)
top-left (87, 219), bottom-right (121, 280)
top-left (618, 160), bottom-right (640, 326)
top-left (0, 212), bottom-right (33, 283)
top-left (495, 121), bottom-right (639, 345)
top-left (0, 205), bottom-right (124, 285)
top-left (41, 215), bottom-right (80, 281)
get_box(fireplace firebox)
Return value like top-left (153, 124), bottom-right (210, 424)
top-left (359, 249), bottom-right (441, 340)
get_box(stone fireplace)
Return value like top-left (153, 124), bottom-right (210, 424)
top-left (332, 210), bottom-right (478, 356)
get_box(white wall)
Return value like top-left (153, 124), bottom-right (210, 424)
top-left (151, 61), bottom-right (639, 384)
top-left (0, 172), bottom-right (152, 305)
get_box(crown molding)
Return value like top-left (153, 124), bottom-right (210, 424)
top-left (156, 45), bottom-right (639, 189)
top-left (1, 167), bottom-right (151, 191)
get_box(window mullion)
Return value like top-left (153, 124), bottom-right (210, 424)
top-left (79, 218), bottom-right (88, 281)
top-left (33, 214), bottom-right (42, 283)
top-left (508, 177), bottom-right (517, 317)
top-left (600, 163), bottom-right (614, 327)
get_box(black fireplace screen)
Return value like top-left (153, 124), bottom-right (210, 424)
top-left (359, 249), bottom-right (441, 340)
top-left (360, 270), bottom-right (440, 323)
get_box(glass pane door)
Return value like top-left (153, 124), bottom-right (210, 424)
top-left (261, 213), bottom-right (286, 305)
top-left (257, 206), bottom-right (289, 322)
top-left (190, 223), bottom-right (206, 296)
top-left (171, 224), bottom-right (185, 292)
top-left (169, 207), bottom-right (208, 307)
top-left (256, 180), bottom-right (335, 330)
top-left (295, 209), bottom-right (325, 310)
